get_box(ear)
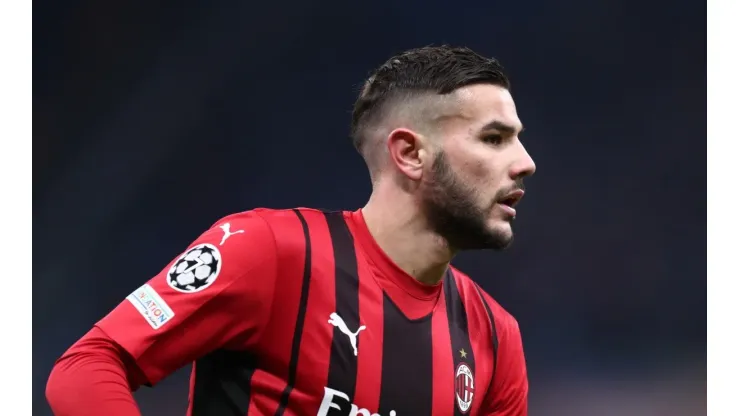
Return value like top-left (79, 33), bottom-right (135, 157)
top-left (386, 128), bottom-right (428, 181)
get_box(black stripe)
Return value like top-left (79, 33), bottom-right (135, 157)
top-left (192, 350), bottom-right (257, 415)
top-left (324, 211), bottom-right (362, 399)
top-left (473, 283), bottom-right (499, 398)
top-left (378, 294), bottom-right (434, 415)
top-left (444, 269), bottom-right (476, 415)
top-left (274, 209), bottom-right (313, 415)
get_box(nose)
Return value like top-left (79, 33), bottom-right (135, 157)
top-left (509, 139), bottom-right (536, 179)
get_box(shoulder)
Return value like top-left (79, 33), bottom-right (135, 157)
top-left (209, 206), bottom-right (333, 254)
top-left (214, 207), bottom-right (330, 227)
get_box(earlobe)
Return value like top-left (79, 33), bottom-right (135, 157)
top-left (387, 128), bottom-right (424, 181)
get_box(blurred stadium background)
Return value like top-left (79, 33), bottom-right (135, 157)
top-left (33, 1), bottom-right (706, 415)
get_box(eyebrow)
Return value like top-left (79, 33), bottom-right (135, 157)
top-left (480, 120), bottom-right (524, 135)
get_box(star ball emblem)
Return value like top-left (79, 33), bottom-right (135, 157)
top-left (167, 243), bottom-right (222, 293)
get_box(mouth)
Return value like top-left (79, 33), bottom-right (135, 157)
top-left (497, 189), bottom-right (525, 208)
top-left (495, 189), bottom-right (525, 218)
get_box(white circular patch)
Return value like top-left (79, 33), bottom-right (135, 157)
top-left (166, 243), bottom-right (222, 293)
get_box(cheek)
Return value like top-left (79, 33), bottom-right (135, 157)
top-left (451, 161), bottom-right (493, 206)
top-left (464, 158), bottom-right (510, 207)
top-left (444, 143), bottom-right (501, 196)
top-left (466, 156), bottom-right (502, 189)
top-left (455, 140), bottom-right (499, 177)
top-left (468, 157), bottom-right (490, 179)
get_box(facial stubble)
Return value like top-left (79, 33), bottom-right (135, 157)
top-left (420, 151), bottom-right (515, 251)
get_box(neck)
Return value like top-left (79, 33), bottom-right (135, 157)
top-left (361, 182), bottom-right (454, 286)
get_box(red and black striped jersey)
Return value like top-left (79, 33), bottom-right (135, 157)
top-left (97, 208), bottom-right (528, 415)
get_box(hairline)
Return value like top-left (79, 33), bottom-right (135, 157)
top-left (357, 83), bottom-right (509, 179)
top-left (356, 81), bottom-right (509, 149)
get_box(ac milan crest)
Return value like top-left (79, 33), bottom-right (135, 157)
top-left (455, 362), bottom-right (475, 413)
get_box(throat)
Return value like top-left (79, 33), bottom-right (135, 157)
top-left (409, 262), bottom-right (450, 286)
top-left (360, 196), bottom-right (455, 287)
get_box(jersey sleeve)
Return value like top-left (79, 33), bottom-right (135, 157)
top-left (95, 210), bottom-right (278, 386)
top-left (484, 313), bottom-right (529, 415)
top-left (483, 296), bottom-right (529, 416)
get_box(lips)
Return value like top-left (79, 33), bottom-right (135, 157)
top-left (497, 189), bottom-right (525, 208)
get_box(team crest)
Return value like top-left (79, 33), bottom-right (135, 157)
top-left (166, 243), bottom-right (222, 293)
top-left (455, 362), bottom-right (475, 413)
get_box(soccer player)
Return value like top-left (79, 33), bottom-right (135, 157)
top-left (46, 45), bottom-right (536, 416)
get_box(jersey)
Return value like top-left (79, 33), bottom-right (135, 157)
top-left (96, 208), bottom-right (528, 415)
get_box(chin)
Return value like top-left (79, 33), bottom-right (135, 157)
top-left (488, 216), bottom-right (513, 233)
top-left (485, 221), bottom-right (514, 249)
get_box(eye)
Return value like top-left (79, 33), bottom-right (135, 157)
top-left (482, 134), bottom-right (504, 145)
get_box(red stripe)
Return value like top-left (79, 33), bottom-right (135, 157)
top-left (352, 236), bottom-right (384, 411)
top-left (248, 369), bottom-right (288, 414)
top-left (431, 290), bottom-right (454, 416)
top-left (457, 376), bottom-right (461, 402)
top-left (293, 212), bottom-right (336, 411)
top-left (187, 364), bottom-right (196, 415)
top-left (459, 376), bottom-right (463, 403)
top-left (252, 211), bottom-right (307, 414)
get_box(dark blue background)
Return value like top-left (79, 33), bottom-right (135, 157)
top-left (34, 1), bottom-right (706, 414)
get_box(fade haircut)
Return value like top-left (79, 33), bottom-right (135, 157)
top-left (350, 45), bottom-right (511, 175)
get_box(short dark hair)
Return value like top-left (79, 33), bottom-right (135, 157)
top-left (350, 45), bottom-right (510, 155)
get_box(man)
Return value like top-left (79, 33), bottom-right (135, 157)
top-left (46, 45), bottom-right (536, 416)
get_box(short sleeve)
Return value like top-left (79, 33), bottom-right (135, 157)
top-left (95, 210), bottom-right (278, 385)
